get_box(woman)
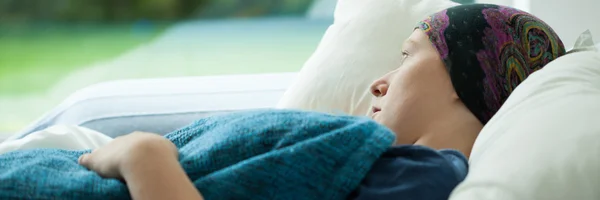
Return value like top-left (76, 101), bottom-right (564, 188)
top-left (77, 4), bottom-right (565, 200)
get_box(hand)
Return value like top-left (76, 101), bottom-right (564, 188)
top-left (78, 131), bottom-right (178, 179)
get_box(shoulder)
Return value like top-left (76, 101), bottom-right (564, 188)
top-left (349, 145), bottom-right (468, 200)
top-left (378, 145), bottom-right (468, 184)
top-left (385, 145), bottom-right (468, 180)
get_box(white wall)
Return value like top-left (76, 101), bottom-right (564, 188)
top-left (529, 0), bottom-right (598, 49)
top-left (476, 0), bottom-right (516, 7)
top-left (478, 0), bottom-right (600, 48)
top-left (309, 0), bottom-right (599, 48)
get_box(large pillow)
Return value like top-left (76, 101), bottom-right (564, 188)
top-left (450, 51), bottom-right (600, 200)
top-left (277, 0), bottom-right (459, 115)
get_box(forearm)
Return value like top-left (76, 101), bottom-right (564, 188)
top-left (123, 154), bottom-right (203, 200)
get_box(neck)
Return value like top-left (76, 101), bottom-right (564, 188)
top-left (414, 104), bottom-right (483, 158)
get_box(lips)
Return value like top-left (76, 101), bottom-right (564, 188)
top-left (371, 107), bottom-right (381, 115)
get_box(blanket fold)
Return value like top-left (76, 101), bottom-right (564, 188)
top-left (0, 110), bottom-right (394, 200)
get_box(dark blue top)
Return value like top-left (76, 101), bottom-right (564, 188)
top-left (349, 145), bottom-right (469, 200)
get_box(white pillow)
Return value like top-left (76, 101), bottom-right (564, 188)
top-left (450, 51), bottom-right (600, 200)
top-left (277, 0), bottom-right (459, 115)
top-left (568, 29), bottom-right (598, 53)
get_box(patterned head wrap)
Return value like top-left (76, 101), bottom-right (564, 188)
top-left (417, 4), bottom-right (565, 124)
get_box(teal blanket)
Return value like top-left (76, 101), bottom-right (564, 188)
top-left (0, 110), bottom-right (394, 199)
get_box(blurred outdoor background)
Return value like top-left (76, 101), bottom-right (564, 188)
top-left (0, 0), bottom-right (472, 135)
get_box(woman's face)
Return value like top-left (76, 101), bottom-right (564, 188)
top-left (369, 29), bottom-right (457, 144)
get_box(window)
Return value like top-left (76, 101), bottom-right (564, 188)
top-left (0, 0), bottom-right (330, 136)
top-left (453, 0), bottom-right (475, 4)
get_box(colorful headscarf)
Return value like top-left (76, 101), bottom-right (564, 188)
top-left (417, 4), bottom-right (566, 124)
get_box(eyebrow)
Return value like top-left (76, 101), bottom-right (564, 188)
top-left (403, 39), bottom-right (417, 51)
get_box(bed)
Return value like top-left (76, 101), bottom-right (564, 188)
top-left (4, 0), bottom-right (600, 199)
top-left (10, 72), bottom-right (297, 140)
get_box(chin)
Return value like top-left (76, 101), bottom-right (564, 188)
top-left (370, 112), bottom-right (383, 123)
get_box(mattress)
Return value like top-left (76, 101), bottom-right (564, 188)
top-left (11, 72), bottom-right (297, 139)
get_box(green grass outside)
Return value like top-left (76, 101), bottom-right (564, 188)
top-left (0, 20), bottom-right (324, 134)
top-left (0, 23), bottom-right (170, 96)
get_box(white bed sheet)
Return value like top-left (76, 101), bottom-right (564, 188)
top-left (0, 125), bottom-right (112, 154)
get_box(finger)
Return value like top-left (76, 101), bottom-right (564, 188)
top-left (78, 153), bottom-right (91, 166)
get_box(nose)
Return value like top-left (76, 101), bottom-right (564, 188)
top-left (370, 76), bottom-right (389, 98)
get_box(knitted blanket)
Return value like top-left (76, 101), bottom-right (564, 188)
top-left (0, 110), bottom-right (394, 200)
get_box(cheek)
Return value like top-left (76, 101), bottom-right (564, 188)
top-left (377, 88), bottom-right (423, 144)
top-left (391, 63), bottom-right (434, 101)
top-left (408, 59), bottom-right (452, 99)
top-left (383, 59), bottom-right (450, 119)
top-left (380, 72), bottom-right (422, 122)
